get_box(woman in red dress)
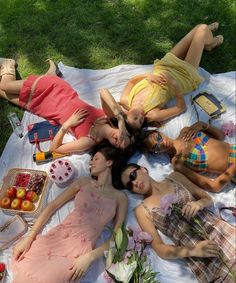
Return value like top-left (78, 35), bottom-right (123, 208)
top-left (0, 59), bottom-right (131, 153)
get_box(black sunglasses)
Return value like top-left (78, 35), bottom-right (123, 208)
top-left (126, 168), bottom-right (140, 190)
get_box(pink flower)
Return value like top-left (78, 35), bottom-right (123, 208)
top-left (125, 251), bottom-right (132, 258)
top-left (134, 242), bottom-right (142, 254)
top-left (124, 251), bottom-right (132, 264)
top-left (127, 237), bottom-right (135, 250)
top-left (221, 121), bottom-right (236, 137)
top-left (160, 193), bottom-right (178, 216)
top-left (137, 231), bottom-right (152, 243)
top-left (131, 227), bottom-right (142, 242)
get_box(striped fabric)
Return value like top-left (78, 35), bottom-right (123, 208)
top-left (185, 131), bottom-right (209, 170)
top-left (228, 144), bottom-right (236, 166)
top-left (228, 144), bottom-right (236, 182)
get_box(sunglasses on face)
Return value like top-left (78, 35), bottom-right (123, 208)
top-left (126, 168), bottom-right (139, 190)
top-left (152, 132), bottom-right (163, 153)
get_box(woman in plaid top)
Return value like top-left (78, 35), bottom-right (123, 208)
top-left (120, 164), bottom-right (236, 283)
top-left (138, 121), bottom-right (236, 192)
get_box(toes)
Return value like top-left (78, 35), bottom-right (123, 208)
top-left (204, 35), bottom-right (224, 51)
top-left (215, 35), bottom-right (224, 45)
top-left (208, 22), bottom-right (219, 32)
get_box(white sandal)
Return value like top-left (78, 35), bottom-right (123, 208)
top-left (208, 22), bottom-right (219, 32)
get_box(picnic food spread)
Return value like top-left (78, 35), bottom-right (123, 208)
top-left (0, 169), bottom-right (48, 214)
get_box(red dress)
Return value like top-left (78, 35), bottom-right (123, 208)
top-left (19, 75), bottom-right (105, 139)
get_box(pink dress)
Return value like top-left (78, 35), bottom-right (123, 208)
top-left (11, 188), bottom-right (117, 283)
top-left (19, 75), bottom-right (105, 139)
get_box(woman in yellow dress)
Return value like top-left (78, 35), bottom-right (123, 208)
top-left (103, 23), bottom-right (223, 129)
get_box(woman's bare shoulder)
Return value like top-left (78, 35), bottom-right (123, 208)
top-left (73, 176), bottom-right (92, 186)
top-left (113, 189), bottom-right (128, 201)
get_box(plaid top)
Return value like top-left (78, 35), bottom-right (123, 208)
top-left (185, 131), bottom-right (209, 171)
top-left (228, 144), bottom-right (236, 165)
top-left (142, 178), bottom-right (236, 283)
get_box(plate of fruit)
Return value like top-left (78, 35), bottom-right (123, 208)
top-left (0, 168), bottom-right (48, 216)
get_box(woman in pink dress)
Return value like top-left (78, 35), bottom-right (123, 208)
top-left (11, 146), bottom-right (128, 283)
top-left (0, 59), bottom-right (131, 153)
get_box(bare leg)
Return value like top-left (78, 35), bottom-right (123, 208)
top-left (0, 68), bottom-right (25, 106)
top-left (0, 76), bottom-right (25, 95)
top-left (170, 24), bottom-right (202, 60)
top-left (0, 88), bottom-right (21, 106)
top-left (184, 24), bottom-right (215, 68)
top-left (170, 23), bottom-right (223, 68)
top-left (0, 59), bottom-right (61, 106)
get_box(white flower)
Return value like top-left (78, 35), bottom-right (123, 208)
top-left (107, 261), bottom-right (137, 283)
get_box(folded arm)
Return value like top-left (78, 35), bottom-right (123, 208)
top-left (120, 74), bottom-right (151, 109)
top-left (50, 109), bottom-right (90, 153)
top-left (180, 121), bottom-right (225, 141)
top-left (145, 73), bottom-right (186, 122)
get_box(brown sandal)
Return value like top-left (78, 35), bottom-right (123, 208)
top-left (204, 35), bottom-right (224, 51)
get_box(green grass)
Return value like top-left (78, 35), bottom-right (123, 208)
top-left (0, 0), bottom-right (235, 155)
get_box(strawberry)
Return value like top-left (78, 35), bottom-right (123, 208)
top-left (0, 262), bottom-right (5, 281)
top-left (0, 263), bottom-right (5, 273)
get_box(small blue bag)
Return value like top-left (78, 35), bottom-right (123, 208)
top-left (27, 121), bottom-right (61, 151)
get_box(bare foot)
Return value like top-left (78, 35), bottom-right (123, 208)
top-left (204, 35), bottom-right (224, 51)
top-left (208, 22), bottom-right (219, 32)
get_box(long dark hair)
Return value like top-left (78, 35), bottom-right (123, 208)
top-left (90, 143), bottom-right (129, 189)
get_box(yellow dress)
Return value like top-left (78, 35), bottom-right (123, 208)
top-left (128, 52), bottom-right (204, 113)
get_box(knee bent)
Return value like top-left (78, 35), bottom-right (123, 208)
top-left (196, 24), bottom-right (209, 34)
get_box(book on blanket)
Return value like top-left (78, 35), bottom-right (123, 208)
top-left (193, 92), bottom-right (226, 118)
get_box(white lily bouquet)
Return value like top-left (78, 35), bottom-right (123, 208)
top-left (103, 225), bottom-right (160, 283)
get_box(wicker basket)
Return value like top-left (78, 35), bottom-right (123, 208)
top-left (0, 168), bottom-right (49, 217)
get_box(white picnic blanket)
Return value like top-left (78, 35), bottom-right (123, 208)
top-left (0, 62), bottom-right (235, 283)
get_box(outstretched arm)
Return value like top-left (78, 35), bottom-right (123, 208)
top-left (70, 191), bottom-right (128, 281)
top-left (135, 205), bottom-right (219, 260)
top-left (13, 178), bottom-right (84, 261)
top-left (173, 159), bottom-right (235, 192)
